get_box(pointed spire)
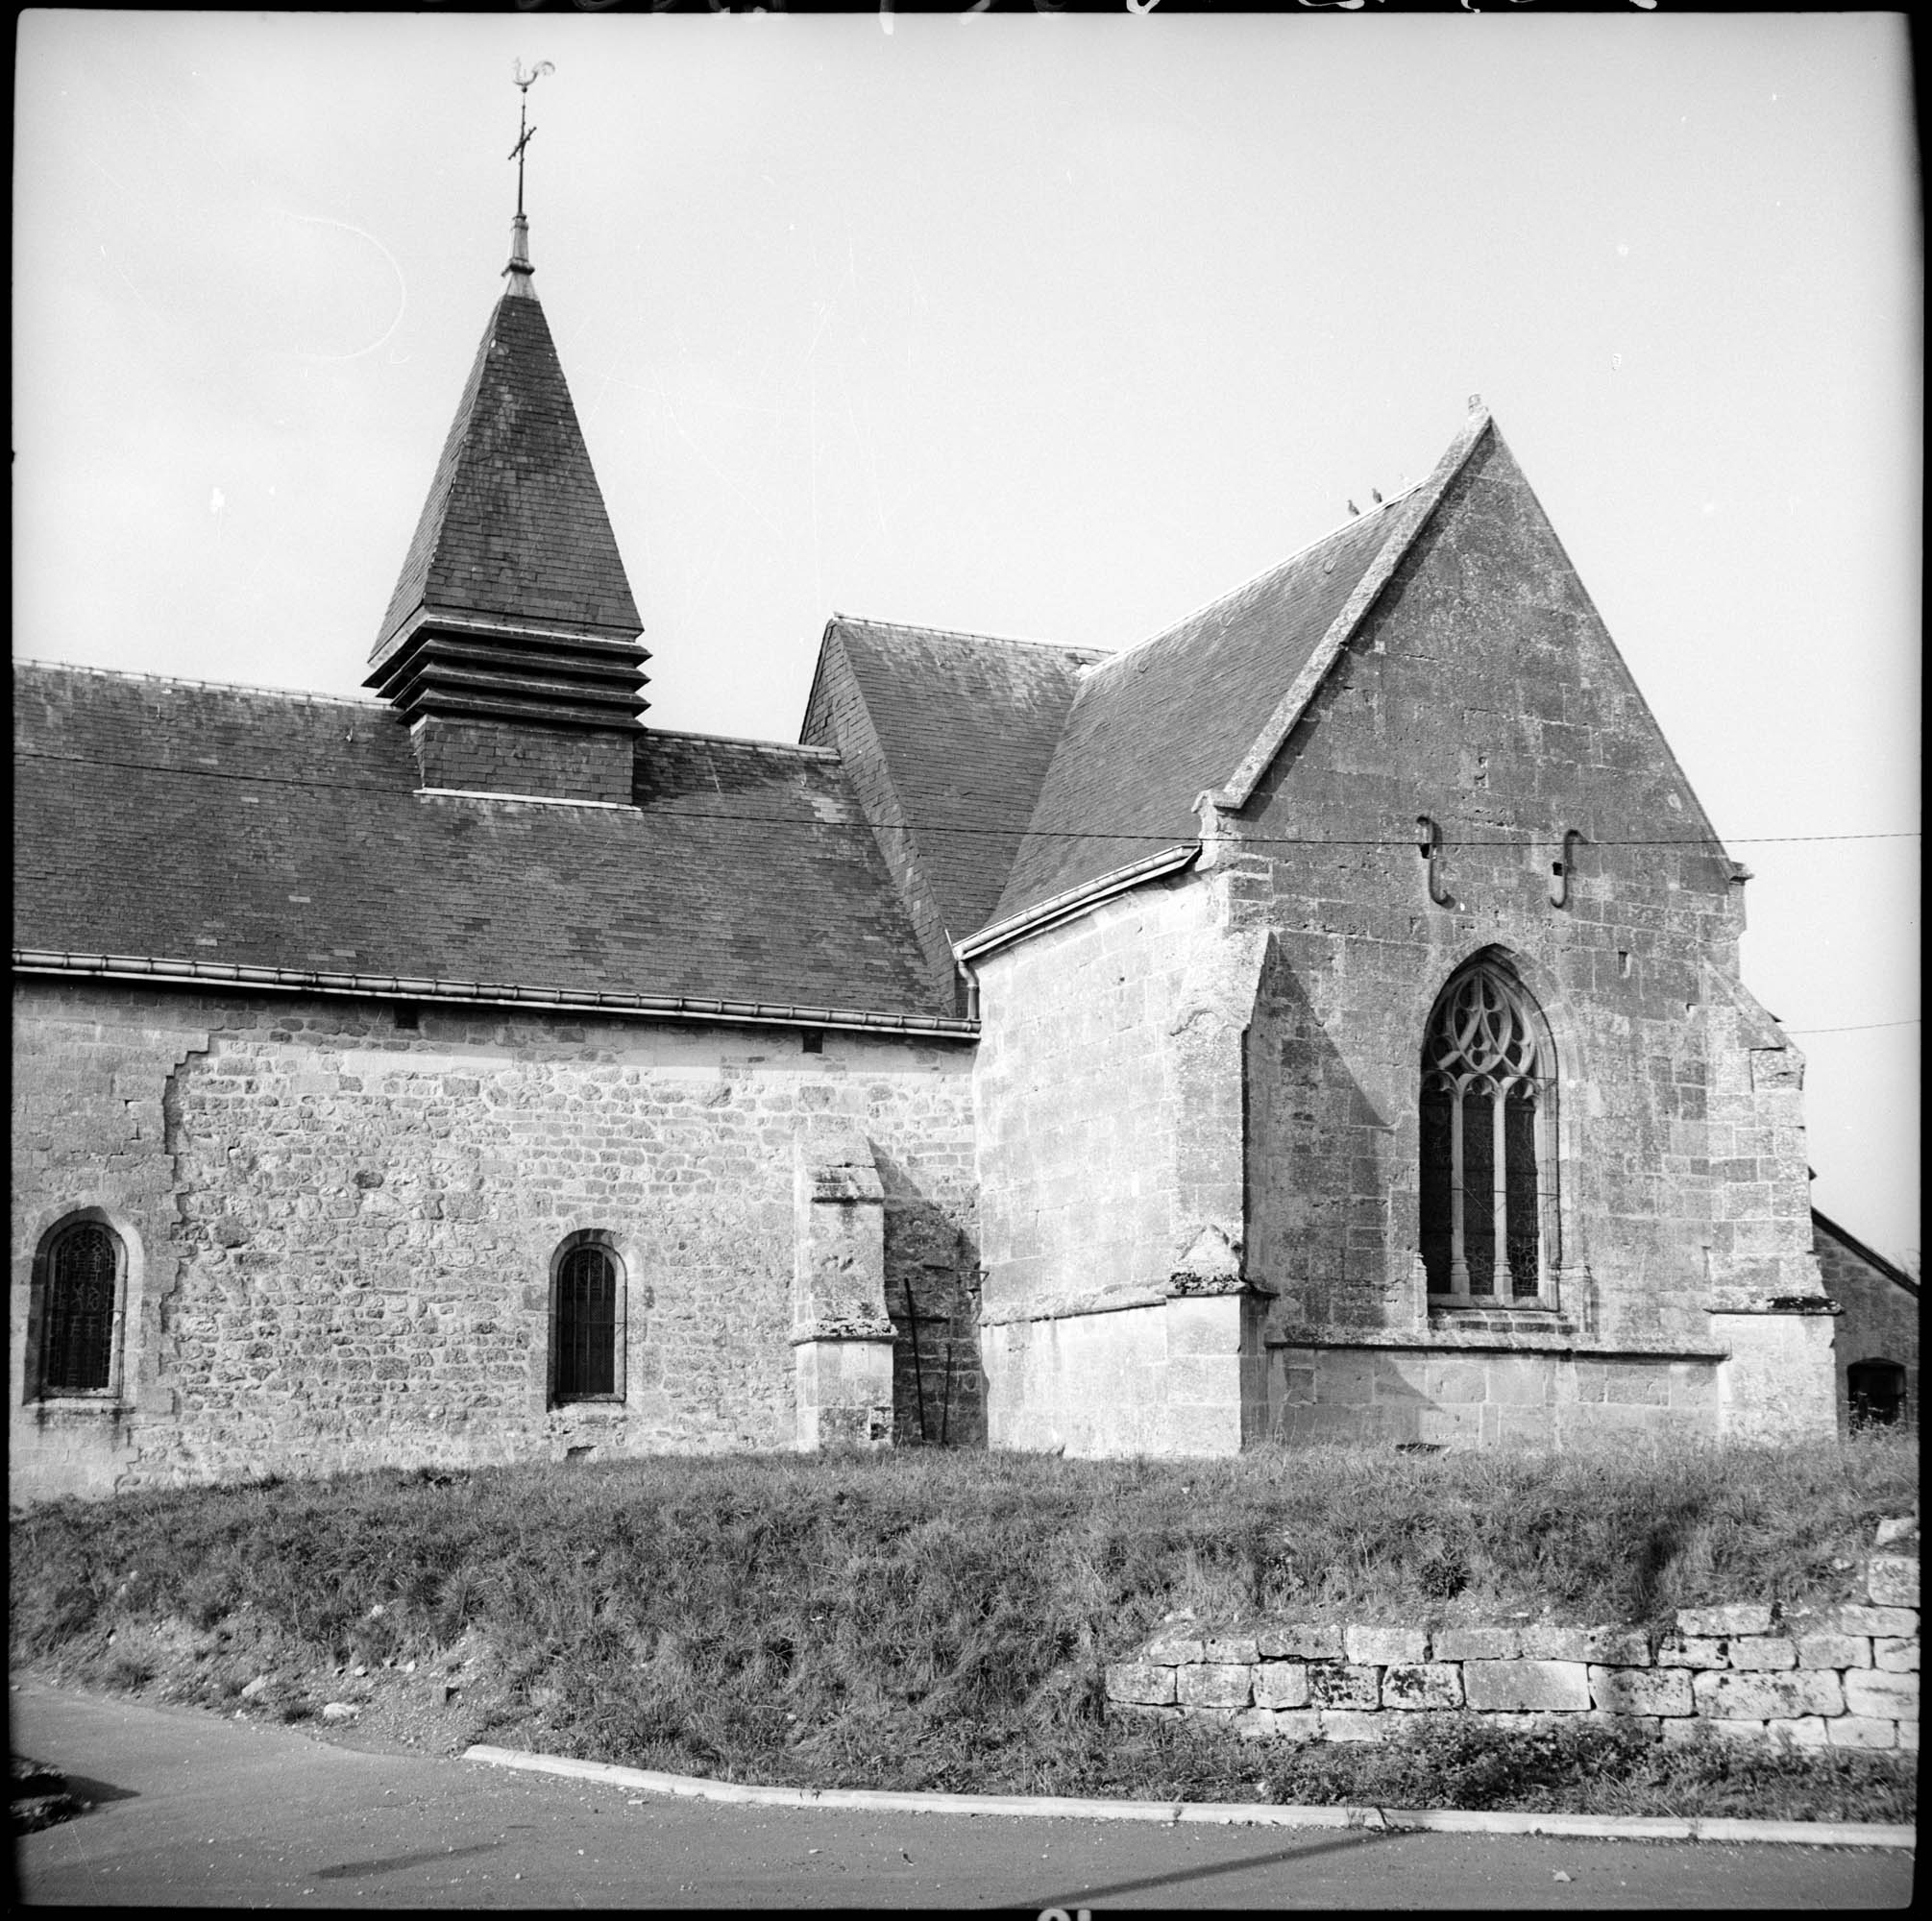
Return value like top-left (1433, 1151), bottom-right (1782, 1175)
top-left (365, 66), bottom-right (648, 804)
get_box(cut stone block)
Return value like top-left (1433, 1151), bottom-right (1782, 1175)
top-left (1318, 1710), bottom-right (1387, 1744)
top-left (1590, 1666), bottom-right (1693, 1716)
top-left (1690, 1670), bottom-right (1845, 1719)
top-left (1106, 1662), bottom-right (1178, 1707)
top-left (1869, 1557), bottom-right (1920, 1608)
top-left (1873, 1637), bottom-right (1920, 1673)
top-left (1380, 1663), bottom-right (1463, 1710)
top-left (1825, 1716), bottom-right (1897, 1750)
top-left (1832, 1604), bottom-right (1919, 1638)
top-left (1874, 1517), bottom-right (1919, 1548)
top-left (1519, 1624), bottom-right (1593, 1662)
top-left (1431, 1626), bottom-right (1520, 1662)
top-left (1655, 1635), bottom-right (1730, 1669)
top-left (1461, 1660), bottom-right (1592, 1713)
top-left (1576, 1626), bottom-right (1651, 1667)
top-left (1304, 1663), bottom-right (1380, 1711)
top-left (1795, 1633), bottom-right (1870, 1670)
top-left (1235, 1708), bottom-right (1281, 1741)
top-left (1344, 1625), bottom-right (1427, 1666)
top-left (1254, 1662), bottom-right (1310, 1711)
top-left (1271, 1709), bottom-right (1322, 1743)
top-left (1765, 1716), bottom-right (1829, 1748)
top-left (1258, 1624), bottom-right (1344, 1660)
top-left (1843, 1670), bottom-right (1918, 1720)
top-left (1143, 1635), bottom-right (1205, 1666)
top-left (1178, 1664), bottom-right (1253, 1710)
top-left (1675, 1604), bottom-right (1773, 1637)
top-left (1204, 1635), bottom-right (1260, 1665)
top-left (1726, 1636), bottom-right (1797, 1670)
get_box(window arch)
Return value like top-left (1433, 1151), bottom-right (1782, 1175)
top-left (33, 1216), bottom-right (127, 1398)
top-left (550, 1233), bottom-right (624, 1405)
top-left (1420, 958), bottom-right (1558, 1304)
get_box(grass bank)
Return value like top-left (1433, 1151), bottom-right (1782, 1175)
top-left (10, 1434), bottom-right (1917, 1822)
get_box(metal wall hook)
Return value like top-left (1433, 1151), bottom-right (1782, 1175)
top-left (1550, 828), bottom-right (1587, 908)
top-left (1416, 815), bottom-right (1455, 909)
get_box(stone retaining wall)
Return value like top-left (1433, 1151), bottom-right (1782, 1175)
top-left (1106, 1534), bottom-right (1920, 1753)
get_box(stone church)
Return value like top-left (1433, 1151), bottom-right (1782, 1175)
top-left (13, 205), bottom-right (1896, 1501)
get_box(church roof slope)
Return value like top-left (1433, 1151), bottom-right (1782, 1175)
top-left (13, 663), bottom-right (947, 1025)
top-left (805, 620), bottom-right (1105, 951)
top-left (991, 501), bottom-right (1406, 924)
top-left (372, 292), bottom-right (642, 667)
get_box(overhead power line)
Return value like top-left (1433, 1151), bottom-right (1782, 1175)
top-left (11, 749), bottom-right (1920, 849)
top-left (1783, 1019), bottom-right (1920, 1035)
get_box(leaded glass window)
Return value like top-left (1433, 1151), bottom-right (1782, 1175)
top-left (1420, 961), bottom-right (1554, 1302)
top-left (554, 1242), bottom-right (620, 1401)
top-left (41, 1221), bottom-right (120, 1395)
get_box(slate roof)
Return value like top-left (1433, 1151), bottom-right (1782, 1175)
top-left (372, 291), bottom-right (642, 669)
top-left (13, 663), bottom-right (947, 1023)
top-left (991, 501), bottom-right (1408, 923)
top-left (803, 620), bottom-right (1106, 949)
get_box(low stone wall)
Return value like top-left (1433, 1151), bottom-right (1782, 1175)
top-left (1106, 1535), bottom-right (1920, 1753)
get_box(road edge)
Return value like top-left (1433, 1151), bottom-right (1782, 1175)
top-left (460, 1744), bottom-right (1917, 1849)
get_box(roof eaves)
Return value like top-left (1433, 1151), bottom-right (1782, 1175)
top-left (1211, 406), bottom-right (1495, 815)
top-left (956, 842), bottom-right (1200, 962)
top-left (12, 949), bottom-right (978, 1042)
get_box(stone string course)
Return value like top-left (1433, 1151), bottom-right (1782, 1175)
top-left (1106, 1535), bottom-right (1920, 1753)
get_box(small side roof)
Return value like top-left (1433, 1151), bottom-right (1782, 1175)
top-left (804, 619), bottom-right (1105, 950)
top-left (1814, 1207), bottom-right (1920, 1298)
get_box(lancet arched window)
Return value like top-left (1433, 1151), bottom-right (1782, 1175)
top-left (550, 1233), bottom-right (624, 1404)
top-left (1420, 959), bottom-right (1556, 1304)
top-left (35, 1216), bottom-right (125, 1398)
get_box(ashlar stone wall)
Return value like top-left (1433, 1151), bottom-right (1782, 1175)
top-left (971, 879), bottom-right (1266, 1456)
top-left (966, 429), bottom-right (1833, 1456)
top-left (1108, 1527), bottom-right (1920, 1752)
top-left (12, 980), bottom-right (976, 1500)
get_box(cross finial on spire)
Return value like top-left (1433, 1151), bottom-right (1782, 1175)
top-left (505, 60), bottom-right (553, 296)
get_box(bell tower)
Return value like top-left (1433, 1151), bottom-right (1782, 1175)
top-left (366, 64), bottom-right (648, 804)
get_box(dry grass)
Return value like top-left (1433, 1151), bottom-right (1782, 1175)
top-left (10, 1431), bottom-right (1917, 1819)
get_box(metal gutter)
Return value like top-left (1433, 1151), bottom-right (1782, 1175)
top-left (11, 950), bottom-right (978, 1042)
top-left (953, 843), bottom-right (1200, 964)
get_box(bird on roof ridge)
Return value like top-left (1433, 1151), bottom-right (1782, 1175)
top-left (1346, 498), bottom-right (1360, 517)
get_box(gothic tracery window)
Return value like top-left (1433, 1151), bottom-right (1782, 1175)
top-left (1420, 960), bottom-right (1555, 1303)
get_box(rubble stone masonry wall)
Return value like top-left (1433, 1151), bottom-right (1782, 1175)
top-left (12, 980), bottom-right (976, 1500)
top-left (1107, 1537), bottom-right (1920, 1752)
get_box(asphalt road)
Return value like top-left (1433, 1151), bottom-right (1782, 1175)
top-left (9, 1679), bottom-right (1914, 1909)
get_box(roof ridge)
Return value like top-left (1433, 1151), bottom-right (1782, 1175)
top-left (647, 726), bottom-right (841, 758)
top-left (1085, 486), bottom-right (1421, 683)
top-left (1211, 413), bottom-right (1491, 812)
top-left (12, 658), bottom-right (386, 709)
top-left (833, 615), bottom-right (1110, 659)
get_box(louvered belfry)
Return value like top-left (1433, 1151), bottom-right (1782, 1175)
top-left (367, 212), bottom-right (648, 803)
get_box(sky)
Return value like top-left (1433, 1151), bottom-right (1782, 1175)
top-left (12, 10), bottom-right (1920, 1266)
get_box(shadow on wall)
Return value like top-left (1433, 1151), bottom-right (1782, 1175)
top-left (1245, 935), bottom-right (1400, 1331)
top-left (875, 1146), bottom-right (986, 1448)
